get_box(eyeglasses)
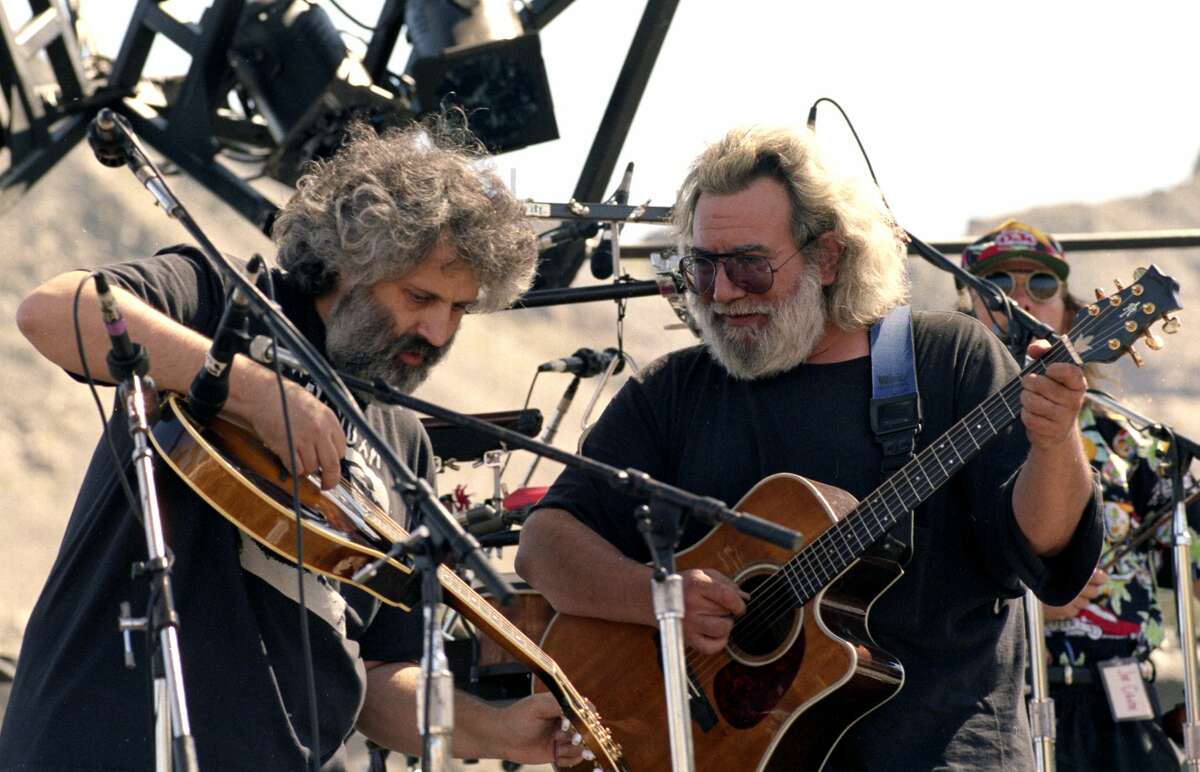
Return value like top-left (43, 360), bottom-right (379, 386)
top-left (678, 245), bottom-right (805, 297)
top-left (983, 270), bottom-right (1062, 302)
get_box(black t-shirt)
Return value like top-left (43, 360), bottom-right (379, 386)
top-left (0, 246), bottom-right (432, 771)
top-left (538, 310), bottom-right (1102, 770)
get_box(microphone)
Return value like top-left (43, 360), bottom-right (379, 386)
top-left (538, 220), bottom-right (599, 251)
top-left (537, 347), bottom-right (624, 377)
top-left (806, 101), bottom-right (818, 131)
top-left (93, 273), bottom-right (149, 381)
top-left (186, 257), bottom-right (264, 422)
top-left (611, 162), bottom-right (634, 207)
top-left (248, 335), bottom-right (305, 373)
top-left (591, 163), bottom-right (635, 280)
top-left (87, 108), bottom-right (128, 168)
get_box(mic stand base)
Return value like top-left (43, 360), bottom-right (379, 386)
top-left (638, 504), bottom-right (694, 772)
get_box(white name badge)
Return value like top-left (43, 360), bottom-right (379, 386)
top-left (1098, 657), bottom-right (1155, 722)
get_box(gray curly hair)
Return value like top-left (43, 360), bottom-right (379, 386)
top-left (673, 126), bottom-right (909, 329)
top-left (273, 120), bottom-right (536, 312)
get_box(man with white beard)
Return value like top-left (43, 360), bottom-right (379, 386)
top-left (516, 126), bottom-right (1104, 769)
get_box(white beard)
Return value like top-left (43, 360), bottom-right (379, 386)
top-left (689, 264), bottom-right (828, 380)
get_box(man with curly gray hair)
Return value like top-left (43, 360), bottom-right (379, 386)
top-left (7, 121), bottom-right (587, 770)
top-left (519, 125), bottom-right (1101, 770)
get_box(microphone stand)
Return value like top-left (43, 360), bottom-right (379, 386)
top-left (103, 315), bottom-right (198, 772)
top-left (521, 375), bottom-right (580, 488)
top-left (90, 108), bottom-right (511, 771)
top-left (1083, 391), bottom-right (1200, 769)
top-left (318, 373), bottom-right (805, 772)
top-left (906, 232), bottom-right (1060, 769)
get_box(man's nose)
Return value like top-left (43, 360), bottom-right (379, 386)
top-left (414, 307), bottom-right (458, 348)
top-left (711, 261), bottom-right (746, 304)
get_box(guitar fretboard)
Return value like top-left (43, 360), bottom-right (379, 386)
top-left (436, 567), bottom-right (559, 674)
top-left (774, 339), bottom-right (1072, 607)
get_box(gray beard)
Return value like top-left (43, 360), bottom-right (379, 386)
top-left (689, 264), bottom-right (828, 380)
top-left (324, 285), bottom-right (451, 396)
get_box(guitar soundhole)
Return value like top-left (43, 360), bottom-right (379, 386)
top-left (729, 572), bottom-right (802, 662)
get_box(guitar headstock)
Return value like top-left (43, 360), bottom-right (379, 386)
top-left (1068, 264), bottom-right (1182, 367)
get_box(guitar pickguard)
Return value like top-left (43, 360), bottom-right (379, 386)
top-left (713, 628), bottom-right (807, 729)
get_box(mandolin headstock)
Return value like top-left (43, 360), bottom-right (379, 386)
top-left (1067, 264), bottom-right (1182, 367)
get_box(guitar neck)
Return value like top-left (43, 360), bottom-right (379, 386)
top-left (780, 338), bottom-right (1073, 604)
top-left (436, 566), bottom-right (562, 677)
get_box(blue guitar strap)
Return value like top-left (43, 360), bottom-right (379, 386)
top-left (867, 305), bottom-right (922, 564)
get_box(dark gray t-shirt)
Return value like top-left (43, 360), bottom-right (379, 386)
top-left (0, 246), bottom-right (431, 771)
top-left (539, 310), bottom-right (1102, 770)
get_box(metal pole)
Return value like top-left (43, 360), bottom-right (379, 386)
top-left (123, 374), bottom-right (198, 772)
top-left (1172, 463), bottom-right (1200, 770)
top-left (1024, 589), bottom-right (1055, 771)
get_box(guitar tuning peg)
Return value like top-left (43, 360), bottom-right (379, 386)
top-left (1094, 288), bottom-right (1106, 300)
top-left (1126, 347), bottom-right (1144, 368)
top-left (1133, 266), bottom-right (1148, 280)
top-left (1143, 330), bottom-right (1165, 351)
top-left (1163, 315), bottom-right (1182, 335)
top-left (1112, 278), bottom-right (1125, 292)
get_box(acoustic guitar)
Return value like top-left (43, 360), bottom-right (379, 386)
top-left (147, 394), bottom-right (628, 771)
top-left (535, 267), bottom-right (1182, 771)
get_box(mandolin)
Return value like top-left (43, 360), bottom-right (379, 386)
top-left (535, 266), bottom-right (1183, 771)
top-left (148, 394), bottom-right (628, 771)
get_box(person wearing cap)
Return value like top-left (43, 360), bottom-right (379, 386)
top-left (961, 219), bottom-right (1197, 770)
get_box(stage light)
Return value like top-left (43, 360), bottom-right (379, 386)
top-left (227, 0), bottom-right (416, 186)
top-left (404, 0), bottom-right (559, 154)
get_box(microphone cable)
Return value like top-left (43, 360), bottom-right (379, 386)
top-left (807, 97), bottom-right (1020, 346)
top-left (260, 269), bottom-right (324, 772)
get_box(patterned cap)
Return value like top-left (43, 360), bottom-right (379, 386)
top-left (961, 219), bottom-right (1069, 279)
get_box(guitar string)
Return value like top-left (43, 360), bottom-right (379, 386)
top-left (681, 308), bottom-right (1138, 683)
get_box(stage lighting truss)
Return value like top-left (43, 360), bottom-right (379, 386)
top-left (0, 0), bottom-right (563, 234)
top-left (0, 0), bottom-right (686, 289)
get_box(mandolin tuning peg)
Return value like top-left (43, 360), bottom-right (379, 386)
top-left (1163, 315), bottom-right (1182, 335)
top-left (1126, 347), bottom-right (1144, 368)
top-left (1113, 278), bottom-right (1125, 292)
top-left (1143, 330), bottom-right (1165, 351)
top-left (1094, 288), bottom-right (1106, 300)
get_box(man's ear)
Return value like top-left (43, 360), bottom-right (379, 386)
top-left (812, 231), bottom-right (844, 286)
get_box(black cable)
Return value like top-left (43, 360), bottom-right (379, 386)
top-left (807, 96), bottom-right (891, 210)
top-left (262, 272), bottom-right (323, 772)
top-left (323, 0), bottom-right (377, 31)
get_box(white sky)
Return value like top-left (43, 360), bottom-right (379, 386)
top-left (41, 0), bottom-right (1200, 237)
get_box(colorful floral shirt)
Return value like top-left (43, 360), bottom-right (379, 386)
top-left (1045, 406), bottom-right (1200, 667)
